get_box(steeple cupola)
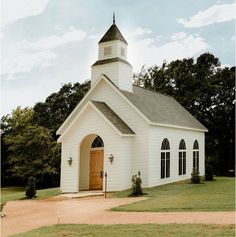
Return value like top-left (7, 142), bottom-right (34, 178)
top-left (91, 14), bottom-right (133, 92)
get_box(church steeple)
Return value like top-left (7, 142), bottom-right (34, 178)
top-left (98, 15), bottom-right (127, 44)
top-left (91, 15), bottom-right (133, 92)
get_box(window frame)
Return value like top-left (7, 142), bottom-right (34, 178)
top-left (104, 46), bottom-right (112, 56)
top-left (193, 140), bottom-right (199, 171)
top-left (161, 138), bottom-right (170, 179)
top-left (179, 139), bottom-right (186, 175)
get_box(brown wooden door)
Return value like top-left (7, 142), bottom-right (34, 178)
top-left (89, 150), bottom-right (103, 190)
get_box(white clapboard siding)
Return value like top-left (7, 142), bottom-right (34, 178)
top-left (91, 62), bottom-right (133, 92)
top-left (60, 104), bottom-right (135, 192)
top-left (89, 79), bottom-right (150, 187)
top-left (148, 126), bottom-right (205, 187)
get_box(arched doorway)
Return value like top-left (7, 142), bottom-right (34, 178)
top-left (89, 136), bottom-right (104, 190)
top-left (79, 134), bottom-right (104, 191)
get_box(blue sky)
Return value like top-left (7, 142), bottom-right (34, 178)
top-left (1, 0), bottom-right (235, 115)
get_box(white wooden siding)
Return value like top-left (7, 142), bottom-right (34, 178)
top-left (60, 104), bottom-right (135, 192)
top-left (148, 125), bottom-right (205, 187)
top-left (89, 80), bottom-right (150, 187)
top-left (91, 62), bottom-right (132, 92)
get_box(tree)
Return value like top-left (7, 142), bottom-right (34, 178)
top-left (133, 53), bottom-right (235, 175)
top-left (2, 107), bottom-right (60, 186)
top-left (25, 177), bottom-right (36, 199)
top-left (33, 81), bottom-right (90, 138)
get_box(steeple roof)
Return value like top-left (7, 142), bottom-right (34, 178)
top-left (99, 23), bottom-right (127, 44)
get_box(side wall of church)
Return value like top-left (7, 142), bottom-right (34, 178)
top-left (148, 126), bottom-right (205, 187)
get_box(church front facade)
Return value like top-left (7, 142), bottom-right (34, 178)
top-left (57, 18), bottom-right (207, 193)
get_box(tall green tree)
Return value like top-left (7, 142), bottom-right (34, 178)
top-left (33, 80), bottom-right (90, 137)
top-left (1, 107), bottom-right (60, 186)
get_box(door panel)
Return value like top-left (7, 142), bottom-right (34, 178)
top-left (89, 150), bottom-right (103, 190)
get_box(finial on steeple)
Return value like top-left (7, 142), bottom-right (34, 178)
top-left (113, 12), bottom-right (115, 24)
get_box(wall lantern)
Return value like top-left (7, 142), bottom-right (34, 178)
top-left (108, 154), bottom-right (114, 164)
top-left (67, 157), bottom-right (73, 166)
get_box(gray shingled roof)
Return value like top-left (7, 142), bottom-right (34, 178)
top-left (91, 100), bottom-right (135, 134)
top-left (120, 86), bottom-right (207, 131)
top-left (99, 24), bottom-right (127, 44)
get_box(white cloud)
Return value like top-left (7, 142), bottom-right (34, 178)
top-left (178, 3), bottom-right (236, 28)
top-left (171, 32), bottom-right (188, 40)
top-left (29, 26), bottom-right (86, 50)
top-left (128, 34), bottom-right (208, 70)
top-left (129, 27), bottom-right (152, 36)
top-left (2, 26), bottom-right (86, 77)
top-left (2, 0), bottom-right (49, 27)
top-left (2, 51), bottom-right (56, 76)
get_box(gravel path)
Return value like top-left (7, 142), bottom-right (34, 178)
top-left (2, 196), bottom-right (235, 237)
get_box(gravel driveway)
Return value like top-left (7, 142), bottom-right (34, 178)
top-left (2, 196), bottom-right (235, 237)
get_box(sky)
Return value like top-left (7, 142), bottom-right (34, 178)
top-left (1, 0), bottom-right (235, 116)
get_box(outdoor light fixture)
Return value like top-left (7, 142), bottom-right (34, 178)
top-left (67, 157), bottom-right (73, 166)
top-left (108, 154), bottom-right (114, 164)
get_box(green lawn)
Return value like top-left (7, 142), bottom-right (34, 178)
top-left (10, 224), bottom-right (235, 237)
top-left (1, 186), bottom-right (60, 209)
top-left (112, 177), bottom-right (235, 212)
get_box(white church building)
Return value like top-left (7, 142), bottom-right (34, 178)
top-left (57, 18), bottom-right (207, 193)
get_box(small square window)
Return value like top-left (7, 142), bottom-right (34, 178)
top-left (120, 47), bottom-right (125, 57)
top-left (104, 46), bottom-right (112, 56)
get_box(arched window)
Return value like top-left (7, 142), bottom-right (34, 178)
top-left (91, 136), bottom-right (104, 148)
top-left (193, 140), bottom-right (199, 171)
top-left (193, 140), bottom-right (199, 149)
top-left (179, 139), bottom-right (186, 175)
top-left (161, 138), bottom-right (170, 179)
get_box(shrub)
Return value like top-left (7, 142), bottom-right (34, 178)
top-left (205, 164), bottom-right (215, 181)
top-left (191, 168), bottom-right (201, 184)
top-left (131, 171), bottom-right (143, 196)
top-left (25, 176), bottom-right (36, 199)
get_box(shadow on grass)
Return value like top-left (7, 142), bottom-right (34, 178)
top-left (128, 193), bottom-right (149, 197)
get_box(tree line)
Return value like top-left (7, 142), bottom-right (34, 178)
top-left (1, 53), bottom-right (234, 187)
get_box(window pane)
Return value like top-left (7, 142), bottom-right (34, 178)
top-left (183, 152), bottom-right (186, 174)
top-left (104, 46), bottom-right (112, 56)
top-left (166, 159), bottom-right (170, 178)
top-left (91, 136), bottom-right (104, 148)
top-left (120, 47), bottom-right (125, 56)
top-left (193, 151), bottom-right (195, 169)
top-left (179, 152), bottom-right (182, 175)
top-left (197, 151), bottom-right (199, 171)
top-left (166, 152), bottom-right (170, 160)
top-left (193, 140), bottom-right (199, 149)
top-left (161, 152), bottom-right (165, 160)
top-left (179, 157), bottom-right (182, 175)
top-left (161, 160), bottom-right (165, 179)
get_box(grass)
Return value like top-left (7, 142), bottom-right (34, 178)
top-left (10, 224), bottom-right (235, 237)
top-left (1, 186), bottom-right (60, 209)
top-left (111, 177), bottom-right (235, 212)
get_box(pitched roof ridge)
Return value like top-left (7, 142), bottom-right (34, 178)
top-left (132, 84), bottom-right (173, 98)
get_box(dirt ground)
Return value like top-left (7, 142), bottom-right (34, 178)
top-left (1, 196), bottom-right (235, 237)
